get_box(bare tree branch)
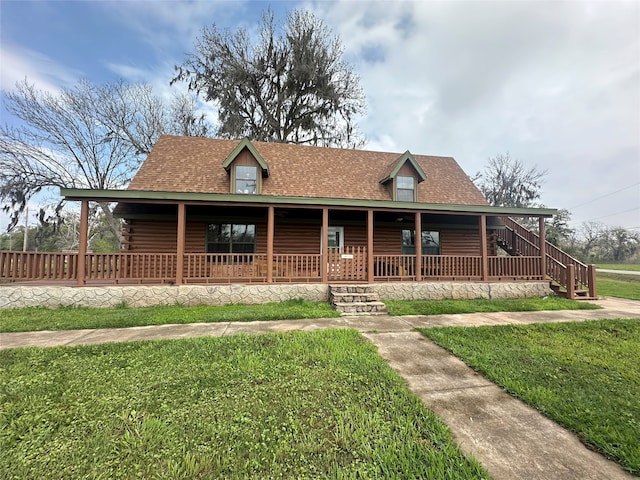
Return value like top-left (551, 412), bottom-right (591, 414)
top-left (0, 79), bottom-right (211, 239)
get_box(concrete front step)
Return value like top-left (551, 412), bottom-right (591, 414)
top-left (329, 284), bottom-right (388, 315)
top-left (330, 285), bottom-right (375, 294)
top-left (333, 301), bottom-right (388, 315)
top-left (331, 292), bottom-right (380, 303)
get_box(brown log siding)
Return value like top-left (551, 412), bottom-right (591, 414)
top-left (124, 220), bottom-right (491, 257)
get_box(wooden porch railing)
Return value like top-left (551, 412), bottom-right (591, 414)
top-left (488, 256), bottom-right (543, 279)
top-left (0, 248), bottom-right (580, 289)
top-left (374, 255), bottom-right (486, 281)
top-left (497, 217), bottom-right (596, 298)
top-left (85, 253), bottom-right (178, 282)
top-left (0, 251), bottom-right (78, 281)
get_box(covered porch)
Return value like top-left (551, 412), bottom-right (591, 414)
top-left (1, 191), bottom-right (561, 289)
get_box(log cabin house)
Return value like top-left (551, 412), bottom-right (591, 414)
top-left (1, 135), bottom-right (596, 299)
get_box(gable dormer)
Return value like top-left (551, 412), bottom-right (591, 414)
top-left (222, 138), bottom-right (270, 194)
top-left (379, 150), bottom-right (427, 202)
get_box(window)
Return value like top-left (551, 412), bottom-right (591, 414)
top-left (206, 224), bottom-right (256, 253)
top-left (402, 230), bottom-right (440, 255)
top-left (323, 226), bottom-right (344, 252)
top-left (235, 165), bottom-right (257, 194)
top-left (396, 176), bottom-right (415, 202)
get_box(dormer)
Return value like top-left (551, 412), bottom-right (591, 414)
top-left (379, 150), bottom-right (427, 202)
top-left (222, 138), bottom-right (270, 194)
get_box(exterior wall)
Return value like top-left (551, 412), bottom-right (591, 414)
top-left (123, 220), bottom-right (494, 257)
top-left (0, 281), bottom-right (551, 310)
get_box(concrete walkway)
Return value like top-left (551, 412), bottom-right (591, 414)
top-left (1, 297), bottom-right (639, 479)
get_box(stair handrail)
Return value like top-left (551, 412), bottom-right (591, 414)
top-left (500, 217), bottom-right (593, 296)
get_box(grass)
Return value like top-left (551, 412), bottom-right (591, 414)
top-left (0, 329), bottom-right (489, 479)
top-left (384, 296), bottom-right (600, 316)
top-left (418, 319), bottom-right (640, 476)
top-left (597, 272), bottom-right (640, 301)
top-left (0, 298), bottom-right (340, 333)
top-left (597, 263), bottom-right (640, 272)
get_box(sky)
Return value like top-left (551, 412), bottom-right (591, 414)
top-left (1, 0), bottom-right (639, 235)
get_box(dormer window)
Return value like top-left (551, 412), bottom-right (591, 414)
top-left (223, 138), bottom-right (270, 195)
top-left (396, 176), bottom-right (415, 202)
top-left (379, 150), bottom-right (427, 202)
top-left (235, 165), bottom-right (257, 194)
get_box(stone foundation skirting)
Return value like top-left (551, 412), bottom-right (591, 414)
top-left (372, 281), bottom-right (552, 300)
top-left (0, 284), bottom-right (330, 310)
top-left (0, 281), bottom-right (552, 310)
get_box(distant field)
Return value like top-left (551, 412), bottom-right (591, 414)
top-left (597, 272), bottom-right (640, 301)
top-left (597, 264), bottom-right (640, 272)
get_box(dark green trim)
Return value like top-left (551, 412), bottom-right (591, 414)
top-left (61, 188), bottom-right (557, 217)
top-left (379, 150), bottom-right (428, 184)
top-left (221, 138), bottom-right (270, 177)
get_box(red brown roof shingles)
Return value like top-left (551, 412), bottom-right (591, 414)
top-left (128, 135), bottom-right (489, 206)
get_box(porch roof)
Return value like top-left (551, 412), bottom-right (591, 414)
top-left (61, 188), bottom-right (557, 218)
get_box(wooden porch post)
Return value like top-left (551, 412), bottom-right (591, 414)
top-left (414, 212), bottom-right (422, 282)
top-left (321, 208), bottom-right (328, 283)
top-left (267, 206), bottom-right (274, 283)
top-left (480, 215), bottom-right (488, 281)
top-left (566, 264), bottom-right (576, 299)
top-left (77, 200), bottom-right (89, 286)
top-left (176, 202), bottom-right (186, 285)
top-left (367, 209), bottom-right (374, 283)
top-left (587, 264), bottom-right (597, 298)
top-left (539, 217), bottom-right (546, 279)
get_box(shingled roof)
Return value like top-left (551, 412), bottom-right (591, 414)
top-left (127, 135), bottom-right (489, 206)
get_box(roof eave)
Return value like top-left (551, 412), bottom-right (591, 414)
top-left (61, 188), bottom-right (557, 217)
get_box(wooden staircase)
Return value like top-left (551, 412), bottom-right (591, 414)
top-left (329, 285), bottom-right (388, 315)
top-left (496, 218), bottom-right (597, 300)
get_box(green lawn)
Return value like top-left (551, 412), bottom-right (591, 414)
top-left (597, 272), bottom-right (640, 301)
top-left (0, 329), bottom-right (489, 479)
top-left (419, 319), bottom-right (640, 475)
top-left (384, 297), bottom-right (600, 316)
top-left (0, 299), bottom-right (340, 333)
top-left (597, 264), bottom-right (640, 272)
top-left (1, 297), bottom-right (600, 333)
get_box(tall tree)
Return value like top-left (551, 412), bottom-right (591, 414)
top-left (474, 152), bottom-right (547, 208)
top-left (172, 8), bottom-right (366, 148)
top-left (0, 79), bottom-right (210, 240)
top-left (545, 208), bottom-right (574, 247)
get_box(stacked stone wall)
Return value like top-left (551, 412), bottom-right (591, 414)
top-left (0, 281), bottom-right (551, 310)
top-left (0, 284), bottom-right (329, 309)
top-left (372, 282), bottom-right (552, 301)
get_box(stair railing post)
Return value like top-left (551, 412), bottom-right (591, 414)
top-left (538, 217), bottom-right (546, 279)
top-left (566, 264), bottom-right (576, 299)
top-left (587, 264), bottom-right (597, 298)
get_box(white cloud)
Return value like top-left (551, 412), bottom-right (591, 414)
top-left (0, 44), bottom-right (83, 92)
top-left (311, 0), bottom-right (640, 229)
